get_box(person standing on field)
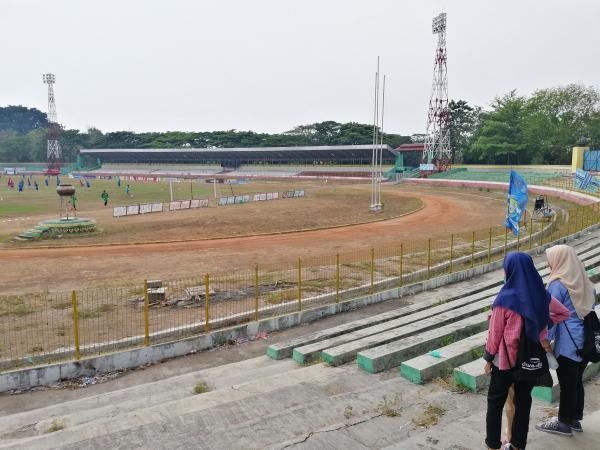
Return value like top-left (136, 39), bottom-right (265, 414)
top-left (101, 190), bottom-right (109, 206)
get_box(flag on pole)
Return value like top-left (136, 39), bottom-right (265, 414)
top-left (575, 169), bottom-right (599, 193)
top-left (505, 170), bottom-right (528, 236)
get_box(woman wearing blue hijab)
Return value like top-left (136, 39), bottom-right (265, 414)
top-left (484, 252), bottom-right (555, 450)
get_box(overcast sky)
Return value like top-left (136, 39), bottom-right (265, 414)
top-left (1, 0), bottom-right (598, 135)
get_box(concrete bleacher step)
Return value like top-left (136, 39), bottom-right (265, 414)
top-left (266, 236), bottom-right (600, 363)
top-left (318, 297), bottom-right (493, 367)
top-left (0, 361), bottom-right (341, 450)
top-left (400, 331), bottom-right (488, 384)
top-left (0, 356), bottom-right (300, 441)
top-left (355, 312), bottom-right (490, 373)
top-left (453, 357), bottom-right (489, 392)
top-left (266, 280), bottom-right (504, 360)
top-left (532, 360), bottom-right (600, 403)
top-left (293, 290), bottom-right (497, 364)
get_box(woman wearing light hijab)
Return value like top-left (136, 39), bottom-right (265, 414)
top-left (483, 252), bottom-right (569, 450)
top-left (536, 245), bottom-right (596, 436)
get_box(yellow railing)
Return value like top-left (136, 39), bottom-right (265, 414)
top-left (0, 202), bottom-right (599, 370)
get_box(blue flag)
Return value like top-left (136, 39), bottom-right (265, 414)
top-left (505, 170), bottom-right (528, 236)
top-left (575, 169), bottom-right (599, 193)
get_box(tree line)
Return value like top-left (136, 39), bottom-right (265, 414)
top-left (1, 84), bottom-right (598, 165)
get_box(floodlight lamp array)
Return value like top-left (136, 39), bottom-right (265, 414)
top-left (432, 13), bottom-right (446, 34)
top-left (42, 73), bottom-right (56, 84)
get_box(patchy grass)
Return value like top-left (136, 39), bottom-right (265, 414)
top-left (264, 289), bottom-right (298, 305)
top-left (192, 381), bottom-right (210, 394)
top-left (302, 278), bottom-right (332, 290)
top-left (77, 309), bottom-right (100, 320)
top-left (45, 420), bottom-right (65, 433)
top-left (377, 394), bottom-right (402, 417)
top-left (439, 334), bottom-right (455, 347)
top-left (30, 345), bottom-right (44, 353)
top-left (413, 403), bottom-right (447, 428)
top-left (50, 301), bottom-right (72, 310)
top-left (343, 405), bottom-right (354, 420)
top-left (471, 346), bottom-right (484, 359)
top-left (432, 374), bottom-right (469, 393)
top-left (0, 296), bottom-right (35, 317)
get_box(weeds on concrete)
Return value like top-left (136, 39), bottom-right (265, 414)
top-left (471, 347), bottom-right (484, 359)
top-left (413, 403), bottom-right (446, 428)
top-left (264, 289), bottom-right (297, 305)
top-left (432, 374), bottom-right (469, 394)
top-left (377, 394), bottom-right (402, 417)
top-left (192, 381), bottom-right (210, 394)
top-left (439, 334), bottom-right (455, 347)
top-left (45, 419), bottom-right (65, 433)
top-left (343, 405), bottom-right (354, 420)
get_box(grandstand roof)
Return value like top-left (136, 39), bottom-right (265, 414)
top-left (80, 144), bottom-right (396, 165)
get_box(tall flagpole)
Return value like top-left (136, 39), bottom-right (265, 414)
top-left (378, 75), bottom-right (386, 209)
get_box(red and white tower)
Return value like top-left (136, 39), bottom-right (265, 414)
top-left (420, 13), bottom-right (450, 174)
top-left (43, 73), bottom-right (62, 175)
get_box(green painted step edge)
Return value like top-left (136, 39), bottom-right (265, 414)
top-left (453, 369), bottom-right (479, 392)
top-left (400, 364), bottom-right (423, 384)
top-left (321, 352), bottom-right (336, 366)
top-left (356, 353), bottom-right (376, 373)
top-left (265, 346), bottom-right (279, 360)
top-left (292, 349), bottom-right (308, 364)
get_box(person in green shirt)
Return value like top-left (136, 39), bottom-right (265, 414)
top-left (70, 194), bottom-right (78, 211)
top-left (101, 190), bottom-right (110, 206)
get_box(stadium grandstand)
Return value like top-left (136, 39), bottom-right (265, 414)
top-left (79, 144), bottom-right (396, 168)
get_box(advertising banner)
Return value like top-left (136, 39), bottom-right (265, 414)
top-left (152, 203), bottom-right (163, 213)
top-left (113, 206), bottom-right (127, 217)
top-left (218, 197), bottom-right (228, 206)
top-left (180, 200), bottom-right (191, 209)
top-left (169, 201), bottom-right (181, 211)
top-left (139, 203), bottom-right (153, 214)
top-left (126, 204), bottom-right (140, 216)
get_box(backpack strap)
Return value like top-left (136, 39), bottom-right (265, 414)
top-left (561, 321), bottom-right (582, 352)
top-left (502, 336), bottom-right (513, 369)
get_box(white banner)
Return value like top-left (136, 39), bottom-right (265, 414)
top-left (259, 193), bottom-right (267, 201)
top-left (152, 203), bottom-right (163, 213)
top-left (126, 204), bottom-right (140, 215)
top-left (113, 206), bottom-right (127, 217)
top-left (253, 194), bottom-right (261, 202)
top-left (190, 199), bottom-right (200, 208)
top-left (218, 197), bottom-right (228, 206)
top-left (180, 200), bottom-right (191, 209)
top-left (169, 201), bottom-right (181, 211)
top-left (266, 193), bottom-right (273, 200)
top-left (272, 192), bottom-right (279, 199)
top-left (139, 203), bottom-right (153, 214)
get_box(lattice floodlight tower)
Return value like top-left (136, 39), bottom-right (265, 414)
top-left (420, 12), bottom-right (451, 175)
top-left (43, 73), bottom-right (62, 175)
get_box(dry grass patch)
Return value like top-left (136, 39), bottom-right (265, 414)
top-left (192, 381), bottom-right (210, 394)
top-left (45, 419), bottom-right (65, 433)
top-left (413, 403), bottom-right (446, 428)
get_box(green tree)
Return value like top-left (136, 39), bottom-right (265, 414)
top-left (467, 91), bottom-right (531, 164)
top-left (448, 100), bottom-right (482, 163)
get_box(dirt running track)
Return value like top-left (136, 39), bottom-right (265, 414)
top-left (0, 188), bottom-right (506, 293)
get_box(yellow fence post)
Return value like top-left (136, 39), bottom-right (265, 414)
top-left (449, 234), bottom-right (454, 273)
top-left (297, 258), bottom-right (302, 311)
top-left (254, 265), bottom-right (259, 321)
top-left (370, 248), bottom-right (375, 294)
top-left (204, 274), bottom-right (210, 333)
top-left (487, 228), bottom-right (492, 264)
top-left (504, 227), bottom-right (508, 257)
top-left (470, 231), bottom-right (475, 268)
top-left (528, 217), bottom-right (533, 250)
top-left (335, 253), bottom-right (340, 304)
top-left (399, 244), bottom-right (404, 287)
top-left (71, 290), bottom-right (80, 360)
top-left (143, 280), bottom-right (150, 347)
top-left (427, 239), bottom-right (432, 279)
top-left (567, 210), bottom-right (572, 235)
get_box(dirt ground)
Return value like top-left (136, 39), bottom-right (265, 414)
top-left (0, 184), bottom-right (510, 294)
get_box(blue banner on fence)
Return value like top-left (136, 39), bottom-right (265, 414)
top-left (575, 169), bottom-right (599, 193)
top-left (505, 170), bottom-right (528, 236)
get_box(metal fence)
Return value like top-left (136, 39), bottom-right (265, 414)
top-left (1, 202), bottom-right (599, 371)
